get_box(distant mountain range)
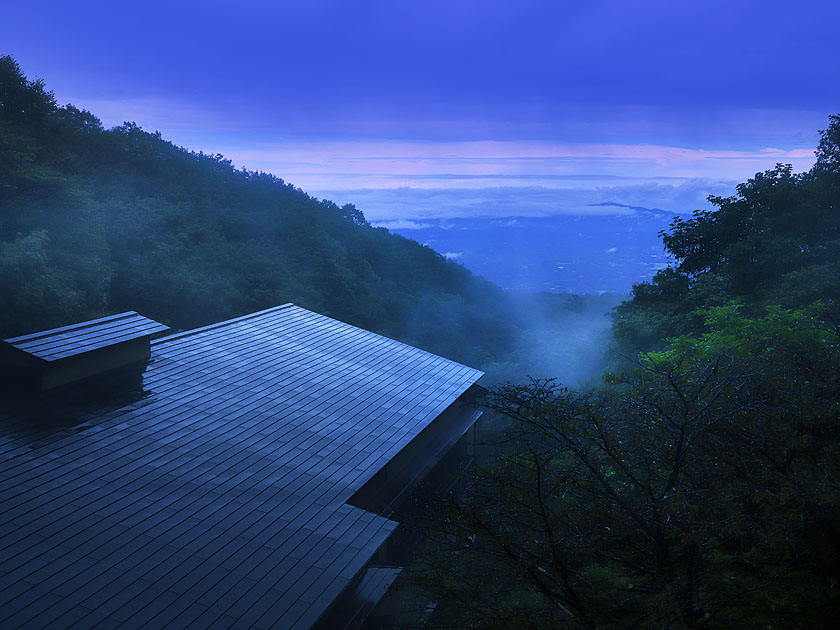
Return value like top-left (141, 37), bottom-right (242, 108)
top-left (587, 201), bottom-right (688, 217)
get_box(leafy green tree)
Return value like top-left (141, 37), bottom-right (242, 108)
top-left (0, 231), bottom-right (87, 334)
top-left (814, 114), bottom-right (840, 174)
top-left (410, 305), bottom-right (840, 629)
top-left (612, 115), bottom-right (840, 360)
top-left (0, 55), bottom-right (56, 124)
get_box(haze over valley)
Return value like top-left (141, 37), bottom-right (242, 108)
top-left (378, 209), bottom-right (680, 294)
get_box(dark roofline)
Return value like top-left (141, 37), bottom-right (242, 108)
top-left (155, 304), bottom-right (485, 384)
top-left (4, 311), bottom-right (144, 344)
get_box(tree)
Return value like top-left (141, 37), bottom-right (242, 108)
top-left (0, 55), bottom-right (57, 124)
top-left (409, 306), bottom-right (840, 629)
top-left (0, 56), bottom-right (520, 369)
top-left (612, 115), bottom-right (840, 361)
top-left (0, 231), bottom-right (87, 334)
top-left (815, 114), bottom-right (840, 174)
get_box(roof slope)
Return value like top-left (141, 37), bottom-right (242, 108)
top-left (3, 312), bottom-right (169, 362)
top-left (0, 304), bottom-right (483, 629)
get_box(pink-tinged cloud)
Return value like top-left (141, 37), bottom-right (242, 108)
top-left (210, 139), bottom-right (816, 192)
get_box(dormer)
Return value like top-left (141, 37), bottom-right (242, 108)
top-left (0, 312), bottom-right (169, 391)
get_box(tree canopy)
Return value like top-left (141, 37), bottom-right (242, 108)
top-left (611, 116), bottom-right (840, 357)
top-left (411, 304), bottom-right (840, 628)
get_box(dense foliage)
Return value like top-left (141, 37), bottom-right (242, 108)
top-left (405, 119), bottom-right (840, 629)
top-left (411, 305), bottom-right (840, 628)
top-left (0, 55), bottom-right (517, 367)
top-left (612, 116), bottom-right (840, 357)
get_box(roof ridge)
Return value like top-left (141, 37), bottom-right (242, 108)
top-left (3, 311), bottom-right (140, 344)
top-left (153, 303), bottom-right (295, 345)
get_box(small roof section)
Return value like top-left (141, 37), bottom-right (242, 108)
top-left (2, 312), bottom-right (169, 362)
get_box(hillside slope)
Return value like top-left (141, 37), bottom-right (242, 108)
top-left (0, 56), bottom-right (515, 367)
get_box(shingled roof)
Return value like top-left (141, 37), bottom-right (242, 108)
top-left (0, 304), bottom-right (483, 629)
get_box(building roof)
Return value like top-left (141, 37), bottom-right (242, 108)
top-left (0, 304), bottom-right (483, 629)
top-left (2, 311), bottom-right (169, 362)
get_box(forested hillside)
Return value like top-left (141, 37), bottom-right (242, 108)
top-left (0, 55), bottom-right (517, 367)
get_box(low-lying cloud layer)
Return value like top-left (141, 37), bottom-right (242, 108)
top-left (323, 180), bottom-right (741, 223)
top-left (219, 139), bottom-right (815, 192)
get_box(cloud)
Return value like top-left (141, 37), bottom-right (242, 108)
top-left (315, 179), bottom-right (740, 221)
top-left (443, 252), bottom-right (463, 259)
top-left (214, 138), bottom-right (817, 193)
top-left (370, 219), bottom-right (433, 230)
top-left (493, 218), bottom-right (521, 227)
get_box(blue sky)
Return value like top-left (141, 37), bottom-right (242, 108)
top-left (4, 0), bottom-right (838, 220)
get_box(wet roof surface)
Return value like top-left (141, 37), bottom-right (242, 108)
top-left (0, 304), bottom-right (483, 629)
top-left (3, 312), bottom-right (169, 362)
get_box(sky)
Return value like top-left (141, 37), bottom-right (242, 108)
top-left (3, 0), bottom-right (839, 221)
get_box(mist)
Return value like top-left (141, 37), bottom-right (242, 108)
top-left (481, 292), bottom-right (624, 389)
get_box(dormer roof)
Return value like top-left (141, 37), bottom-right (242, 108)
top-left (2, 311), bottom-right (168, 362)
top-left (1, 312), bottom-right (169, 391)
